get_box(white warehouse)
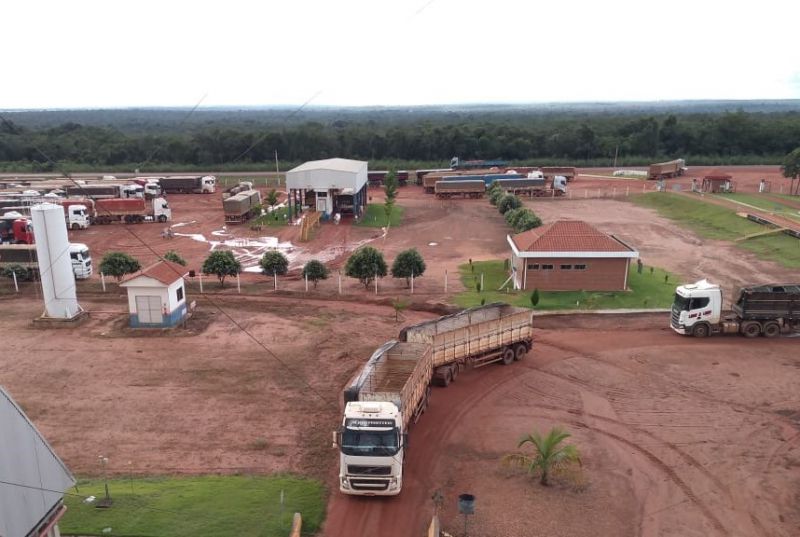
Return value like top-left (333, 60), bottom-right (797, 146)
top-left (286, 158), bottom-right (368, 221)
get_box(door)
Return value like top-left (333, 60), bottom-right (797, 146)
top-left (136, 295), bottom-right (163, 324)
top-left (316, 197), bottom-right (327, 212)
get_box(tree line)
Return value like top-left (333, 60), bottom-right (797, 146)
top-left (2, 109), bottom-right (800, 171)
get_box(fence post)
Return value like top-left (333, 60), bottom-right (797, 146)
top-left (237, 273), bottom-right (241, 293)
top-left (305, 272), bottom-right (308, 292)
top-left (375, 272), bottom-right (378, 295)
top-left (199, 272), bottom-right (203, 293)
top-left (444, 269), bottom-right (448, 293)
top-left (101, 272), bottom-right (106, 292)
top-left (274, 272), bottom-right (277, 291)
top-left (338, 271), bottom-right (342, 295)
top-left (411, 271), bottom-right (414, 294)
top-left (480, 273), bottom-right (484, 291)
top-left (12, 271), bottom-right (18, 293)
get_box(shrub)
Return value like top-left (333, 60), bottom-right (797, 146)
top-left (260, 251), bottom-right (289, 276)
top-left (498, 194), bottom-right (522, 214)
top-left (163, 250), bottom-right (187, 266)
top-left (489, 188), bottom-right (505, 206)
top-left (302, 259), bottom-right (329, 288)
top-left (391, 248), bottom-right (426, 287)
top-left (99, 252), bottom-right (141, 281)
top-left (202, 251), bottom-right (241, 288)
top-left (345, 246), bottom-right (388, 288)
top-left (514, 211), bottom-right (543, 232)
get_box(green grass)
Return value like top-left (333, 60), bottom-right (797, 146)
top-left (712, 193), bottom-right (800, 223)
top-left (252, 207), bottom-right (289, 227)
top-left (355, 203), bottom-right (404, 228)
top-left (631, 192), bottom-right (800, 268)
top-left (60, 475), bottom-right (325, 537)
top-left (455, 260), bottom-right (677, 310)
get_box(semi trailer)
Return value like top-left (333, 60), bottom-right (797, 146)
top-left (223, 190), bottom-right (262, 223)
top-left (159, 175), bottom-right (216, 194)
top-left (434, 179), bottom-right (486, 199)
top-left (494, 176), bottom-right (568, 197)
top-left (671, 279), bottom-right (800, 337)
top-left (64, 183), bottom-right (143, 199)
top-left (91, 197), bottom-right (172, 224)
top-left (0, 243), bottom-right (92, 280)
top-left (336, 304), bottom-right (534, 496)
top-left (540, 167), bottom-right (577, 182)
top-left (648, 159), bottom-right (687, 180)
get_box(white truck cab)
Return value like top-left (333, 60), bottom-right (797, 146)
top-left (152, 197), bottom-right (172, 222)
top-left (201, 175), bottom-right (216, 193)
top-left (65, 204), bottom-right (90, 230)
top-left (122, 185), bottom-right (145, 199)
top-left (69, 243), bottom-right (93, 279)
top-left (553, 175), bottom-right (568, 193)
top-left (671, 279), bottom-right (722, 336)
top-left (337, 401), bottom-right (404, 496)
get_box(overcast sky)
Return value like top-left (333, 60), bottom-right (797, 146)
top-left (3, 0), bottom-right (799, 109)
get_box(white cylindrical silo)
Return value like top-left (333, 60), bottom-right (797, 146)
top-left (30, 203), bottom-right (81, 319)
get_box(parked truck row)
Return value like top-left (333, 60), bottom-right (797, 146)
top-left (0, 243), bottom-right (92, 280)
top-left (335, 303), bottom-right (533, 496)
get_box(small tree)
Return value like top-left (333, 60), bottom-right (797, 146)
top-left (489, 188), bottom-right (505, 206)
top-left (781, 147), bottom-right (800, 195)
top-left (514, 211), bottom-right (542, 232)
top-left (260, 251), bottom-right (289, 276)
top-left (163, 250), bottom-right (187, 266)
top-left (503, 426), bottom-right (581, 486)
top-left (345, 246), bottom-right (388, 288)
top-left (391, 248), bottom-right (426, 287)
top-left (266, 189), bottom-right (279, 210)
top-left (302, 259), bottom-right (329, 288)
top-left (384, 169), bottom-right (398, 202)
top-left (2, 264), bottom-right (32, 281)
top-left (530, 288), bottom-right (540, 308)
top-left (202, 250), bottom-right (241, 288)
top-left (99, 252), bottom-right (141, 282)
top-left (497, 194), bottom-right (522, 214)
top-left (391, 297), bottom-right (409, 322)
top-left (504, 207), bottom-right (527, 228)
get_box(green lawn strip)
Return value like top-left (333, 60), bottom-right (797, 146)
top-left (252, 206), bottom-right (290, 226)
top-left (631, 192), bottom-right (800, 268)
top-left (454, 260), bottom-right (676, 310)
top-left (355, 204), bottom-right (404, 228)
top-left (61, 475), bottom-right (325, 537)
top-left (712, 193), bottom-right (800, 223)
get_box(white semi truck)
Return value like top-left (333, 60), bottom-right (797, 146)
top-left (671, 279), bottom-right (800, 337)
top-left (0, 243), bottom-right (92, 280)
top-left (336, 303), bottom-right (534, 496)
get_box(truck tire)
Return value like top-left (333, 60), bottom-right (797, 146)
top-left (514, 343), bottom-right (528, 360)
top-left (441, 369), bottom-right (452, 387)
top-left (741, 321), bottom-right (761, 338)
top-left (762, 322), bottom-right (781, 338)
top-left (692, 323), bottom-right (710, 338)
top-left (501, 348), bottom-right (515, 365)
top-left (71, 223), bottom-right (79, 230)
top-left (158, 215), bottom-right (167, 223)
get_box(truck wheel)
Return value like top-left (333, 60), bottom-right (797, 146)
top-left (501, 348), bottom-right (515, 365)
top-left (741, 321), bottom-right (761, 338)
top-left (692, 323), bottom-right (710, 338)
top-left (441, 369), bottom-right (452, 387)
top-left (514, 343), bottom-right (528, 360)
top-left (158, 215), bottom-right (167, 223)
top-left (71, 223), bottom-right (79, 230)
top-left (762, 322), bottom-right (780, 338)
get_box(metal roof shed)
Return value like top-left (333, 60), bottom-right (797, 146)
top-left (285, 158), bottom-right (368, 219)
top-left (1, 386), bottom-right (76, 537)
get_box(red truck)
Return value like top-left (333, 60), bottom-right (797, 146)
top-left (92, 197), bottom-right (172, 224)
top-left (0, 216), bottom-right (34, 244)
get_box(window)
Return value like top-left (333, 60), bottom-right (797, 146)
top-left (560, 264), bottom-right (573, 270)
top-left (176, 285), bottom-right (184, 302)
top-left (541, 264), bottom-right (554, 270)
top-left (574, 264), bottom-right (587, 270)
top-left (527, 263), bottom-right (540, 270)
top-left (689, 297), bottom-right (709, 310)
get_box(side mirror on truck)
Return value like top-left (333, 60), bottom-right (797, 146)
top-left (403, 433), bottom-right (409, 449)
top-left (332, 430), bottom-right (341, 448)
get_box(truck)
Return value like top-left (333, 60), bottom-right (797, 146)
top-left (58, 201), bottom-right (91, 230)
top-left (159, 175), bottom-right (216, 194)
top-left (540, 167), bottom-right (577, 182)
top-left (221, 181), bottom-right (254, 199)
top-left (223, 190), bottom-right (262, 224)
top-left (494, 175), bottom-right (568, 197)
top-left (0, 243), bottom-right (92, 280)
top-left (434, 180), bottom-right (486, 199)
top-left (670, 279), bottom-right (800, 338)
top-left (648, 159), bottom-right (686, 180)
top-left (0, 215), bottom-right (33, 244)
top-left (130, 178), bottom-right (163, 199)
top-left (367, 171), bottom-right (410, 187)
top-left (92, 197), bottom-right (172, 224)
top-left (64, 183), bottom-right (143, 199)
top-left (336, 304), bottom-right (534, 496)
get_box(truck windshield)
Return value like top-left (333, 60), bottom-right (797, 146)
top-left (341, 429), bottom-right (399, 457)
top-left (673, 293), bottom-right (691, 311)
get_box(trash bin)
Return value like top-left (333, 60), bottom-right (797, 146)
top-left (458, 493), bottom-right (475, 515)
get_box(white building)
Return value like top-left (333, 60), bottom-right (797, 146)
top-left (120, 260), bottom-right (187, 327)
top-left (1, 386), bottom-right (76, 537)
top-left (285, 158), bottom-right (368, 219)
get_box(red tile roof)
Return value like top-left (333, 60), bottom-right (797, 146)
top-left (511, 220), bottom-right (633, 253)
top-left (120, 260), bottom-right (186, 285)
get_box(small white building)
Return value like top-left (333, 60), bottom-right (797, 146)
top-left (1, 386), bottom-right (76, 537)
top-left (120, 260), bottom-right (187, 328)
top-left (286, 158), bottom-right (368, 219)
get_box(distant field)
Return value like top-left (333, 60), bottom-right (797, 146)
top-left (61, 475), bottom-right (325, 537)
top-left (632, 193), bottom-right (800, 268)
top-left (455, 260), bottom-right (676, 310)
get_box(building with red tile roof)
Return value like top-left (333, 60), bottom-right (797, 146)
top-left (120, 260), bottom-right (188, 327)
top-left (507, 220), bottom-right (638, 291)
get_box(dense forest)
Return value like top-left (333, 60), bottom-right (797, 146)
top-left (1, 101), bottom-right (800, 172)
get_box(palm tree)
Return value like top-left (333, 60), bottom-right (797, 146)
top-left (503, 426), bottom-right (581, 486)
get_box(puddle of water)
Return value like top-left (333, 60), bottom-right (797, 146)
top-left (428, 242), bottom-right (438, 246)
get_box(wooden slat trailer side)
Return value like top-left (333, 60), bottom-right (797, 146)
top-left (434, 180), bottom-right (486, 199)
top-left (399, 303), bottom-right (533, 386)
top-left (344, 341), bottom-right (433, 428)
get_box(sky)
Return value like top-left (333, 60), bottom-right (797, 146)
top-left (2, 0), bottom-right (799, 109)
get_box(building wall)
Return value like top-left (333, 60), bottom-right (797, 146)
top-left (124, 278), bottom-right (187, 327)
top-left (522, 257), bottom-right (629, 291)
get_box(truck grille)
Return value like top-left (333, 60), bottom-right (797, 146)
top-left (670, 308), bottom-right (681, 328)
top-left (349, 479), bottom-right (390, 491)
top-left (347, 465), bottom-right (391, 476)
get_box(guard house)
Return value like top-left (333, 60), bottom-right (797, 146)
top-left (701, 173), bottom-right (734, 193)
top-left (1, 386), bottom-right (76, 537)
top-left (120, 260), bottom-right (187, 327)
top-left (508, 220), bottom-right (639, 291)
top-left (286, 158), bottom-right (368, 220)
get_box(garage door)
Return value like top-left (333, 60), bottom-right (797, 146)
top-left (136, 295), bottom-right (163, 324)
